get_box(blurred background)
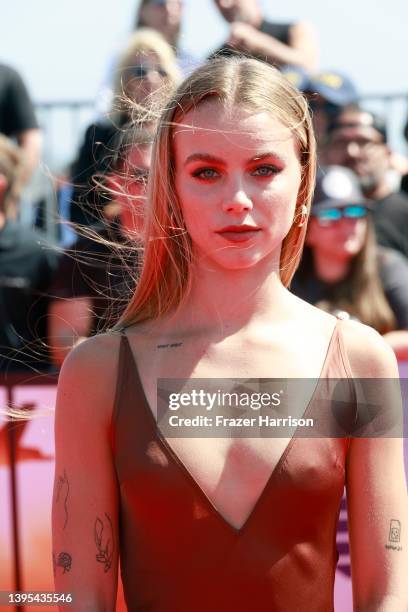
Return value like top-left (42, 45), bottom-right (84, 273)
top-left (1, 0), bottom-right (407, 171)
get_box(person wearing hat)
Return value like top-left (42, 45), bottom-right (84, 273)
top-left (326, 106), bottom-right (408, 260)
top-left (282, 67), bottom-right (358, 159)
top-left (292, 165), bottom-right (408, 360)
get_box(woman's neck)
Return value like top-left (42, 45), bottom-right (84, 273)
top-left (168, 254), bottom-right (293, 334)
top-left (312, 250), bottom-right (350, 283)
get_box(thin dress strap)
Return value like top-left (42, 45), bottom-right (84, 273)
top-left (110, 331), bottom-right (133, 453)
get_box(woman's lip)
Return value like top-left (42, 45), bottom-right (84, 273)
top-left (216, 230), bottom-right (261, 242)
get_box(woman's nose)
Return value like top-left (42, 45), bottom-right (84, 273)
top-left (222, 180), bottom-right (253, 213)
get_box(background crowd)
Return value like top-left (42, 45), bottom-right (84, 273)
top-left (2, 0), bottom-right (408, 374)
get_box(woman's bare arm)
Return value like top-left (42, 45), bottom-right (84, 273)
top-left (52, 333), bottom-right (121, 611)
top-left (342, 321), bottom-right (408, 610)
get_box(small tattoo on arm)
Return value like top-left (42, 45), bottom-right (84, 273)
top-left (94, 513), bottom-right (114, 572)
top-left (385, 519), bottom-right (403, 551)
top-left (56, 469), bottom-right (70, 530)
top-left (157, 342), bottom-right (183, 349)
top-left (53, 551), bottom-right (72, 574)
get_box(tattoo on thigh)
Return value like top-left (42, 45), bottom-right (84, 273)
top-left (94, 513), bottom-right (114, 572)
top-left (53, 551), bottom-right (72, 574)
top-left (55, 469), bottom-right (70, 530)
top-left (385, 519), bottom-right (402, 551)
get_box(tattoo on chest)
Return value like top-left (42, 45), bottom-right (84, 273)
top-left (385, 519), bottom-right (402, 551)
top-left (157, 342), bottom-right (183, 349)
top-left (94, 513), bottom-right (114, 572)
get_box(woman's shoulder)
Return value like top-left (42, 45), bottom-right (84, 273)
top-left (338, 318), bottom-right (399, 378)
top-left (57, 332), bottom-right (124, 421)
top-left (290, 295), bottom-right (398, 377)
top-left (61, 331), bottom-right (122, 372)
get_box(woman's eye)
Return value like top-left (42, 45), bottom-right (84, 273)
top-left (191, 168), bottom-right (220, 180)
top-left (251, 165), bottom-right (280, 177)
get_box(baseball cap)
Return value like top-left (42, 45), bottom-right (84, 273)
top-left (328, 109), bottom-right (388, 143)
top-left (312, 166), bottom-right (371, 212)
top-left (307, 71), bottom-right (358, 106)
top-left (281, 65), bottom-right (311, 91)
top-left (281, 67), bottom-right (358, 107)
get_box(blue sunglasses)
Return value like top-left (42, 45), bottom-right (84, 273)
top-left (313, 205), bottom-right (368, 226)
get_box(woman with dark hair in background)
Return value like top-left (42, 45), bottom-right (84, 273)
top-left (49, 125), bottom-right (154, 367)
top-left (53, 58), bottom-right (407, 610)
top-left (292, 165), bottom-right (408, 360)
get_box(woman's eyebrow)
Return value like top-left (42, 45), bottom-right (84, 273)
top-left (183, 151), bottom-right (286, 167)
top-left (250, 151), bottom-right (286, 163)
top-left (184, 153), bottom-right (225, 166)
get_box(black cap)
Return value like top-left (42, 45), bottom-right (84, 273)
top-left (328, 109), bottom-right (388, 143)
top-left (313, 166), bottom-right (371, 211)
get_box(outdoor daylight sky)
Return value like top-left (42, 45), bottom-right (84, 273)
top-left (1, 0), bottom-right (407, 163)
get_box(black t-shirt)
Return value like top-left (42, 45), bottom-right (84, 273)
top-left (372, 191), bottom-right (408, 259)
top-left (291, 246), bottom-right (408, 329)
top-left (0, 63), bottom-right (38, 136)
top-left (50, 223), bottom-right (137, 333)
top-left (70, 121), bottom-right (121, 226)
top-left (0, 222), bottom-right (59, 372)
top-left (209, 19), bottom-right (292, 61)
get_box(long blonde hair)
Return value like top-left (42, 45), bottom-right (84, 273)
top-left (118, 56), bottom-right (316, 327)
top-left (111, 28), bottom-right (181, 123)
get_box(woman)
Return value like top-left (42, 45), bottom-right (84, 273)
top-left (292, 165), bottom-right (408, 361)
top-left (70, 28), bottom-right (180, 226)
top-left (52, 57), bottom-right (407, 610)
top-left (49, 125), bottom-right (153, 367)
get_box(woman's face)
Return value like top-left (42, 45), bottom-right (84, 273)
top-left (124, 51), bottom-right (168, 105)
top-left (306, 214), bottom-right (368, 261)
top-left (173, 100), bottom-right (302, 271)
top-left (106, 144), bottom-right (152, 238)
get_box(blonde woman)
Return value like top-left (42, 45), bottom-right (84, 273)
top-left (70, 28), bottom-right (180, 226)
top-left (53, 57), bottom-right (408, 610)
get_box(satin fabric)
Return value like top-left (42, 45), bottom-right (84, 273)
top-left (111, 320), bottom-right (351, 611)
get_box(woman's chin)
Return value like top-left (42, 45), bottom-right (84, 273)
top-left (197, 250), bottom-right (274, 272)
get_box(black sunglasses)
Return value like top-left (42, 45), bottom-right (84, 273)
top-left (127, 65), bottom-right (168, 79)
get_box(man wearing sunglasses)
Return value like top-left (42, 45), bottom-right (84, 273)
top-left (326, 106), bottom-right (408, 260)
top-left (292, 166), bottom-right (408, 360)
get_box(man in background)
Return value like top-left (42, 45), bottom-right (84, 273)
top-left (210, 0), bottom-right (319, 72)
top-left (0, 135), bottom-right (57, 372)
top-left (0, 62), bottom-right (42, 218)
top-left (326, 106), bottom-right (408, 260)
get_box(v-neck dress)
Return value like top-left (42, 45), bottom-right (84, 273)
top-left (110, 319), bottom-right (352, 611)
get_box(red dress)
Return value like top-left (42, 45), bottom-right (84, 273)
top-left (111, 320), bottom-right (351, 611)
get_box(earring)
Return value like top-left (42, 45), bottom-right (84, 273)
top-left (296, 204), bottom-right (308, 227)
